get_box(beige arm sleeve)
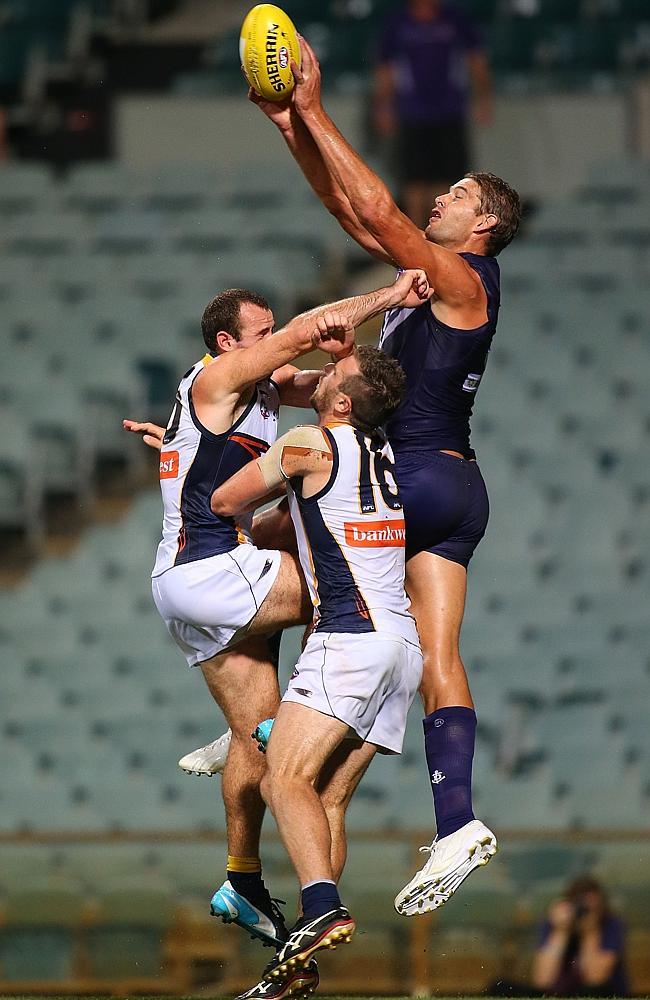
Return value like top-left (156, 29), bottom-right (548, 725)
top-left (257, 424), bottom-right (332, 489)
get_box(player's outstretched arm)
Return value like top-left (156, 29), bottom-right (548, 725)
top-left (199, 270), bottom-right (430, 399)
top-left (211, 426), bottom-right (331, 518)
top-left (248, 88), bottom-right (391, 264)
top-left (291, 38), bottom-right (484, 311)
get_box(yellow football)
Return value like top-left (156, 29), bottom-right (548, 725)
top-left (240, 4), bottom-right (300, 102)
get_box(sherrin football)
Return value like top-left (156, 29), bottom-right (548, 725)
top-left (240, 4), bottom-right (300, 102)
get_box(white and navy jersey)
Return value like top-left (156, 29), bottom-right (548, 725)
top-left (379, 253), bottom-right (500, 459)
top-left (152, 356), bottom-right (279, 577)
top-left (287, 423), bottom-right (417, 641)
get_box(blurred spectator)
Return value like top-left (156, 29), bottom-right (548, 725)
top-left (373, 0), bottom-right (493, 227)
top-left (532, 875), bottom-right (629, 997)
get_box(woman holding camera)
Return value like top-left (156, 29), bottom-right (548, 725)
top-left (532, 875), bottom-right (628, 997)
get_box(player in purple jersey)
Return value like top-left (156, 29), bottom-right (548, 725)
top-left (250, 36), bottom-right (521, 915)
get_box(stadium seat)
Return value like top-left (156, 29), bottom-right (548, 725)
top-left (567, 781), bottom-right (648, 828)
top-left (85, 879), bottom-right (176, 980)
top-left (44, 253), bottom-right (119, 304)
top-left (170, 208), bottom-right (242, 255)
top-left (144, 163), bottom-right (224, 212)
top-left (92, 210), bottom-right (168, 256)
top-left (0, 410), bottom-right (44, 544)
top-left (2, 213), bottom-right (82, 258)
top-left (65, 163), bottom-right (141, 215)
top-left (608, 204), bottom-right (650, 247)
top-left (475, 771), bottom-right (569, 830)
top-left (0, 881), bottom-right (87, 982)
top-left (527, 202), bottom-right (592, 247)
top-left (0, 164), bottom-right (55, 215)
top-left (16, 380), bottom-right (91, 501)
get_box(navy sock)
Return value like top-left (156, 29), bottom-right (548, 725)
top-left (300, 881), bottom-right (341, 920)
top-left (423, 706), bottom-right (477, 840)
top-left (227, 870), bottom-right (267, 906)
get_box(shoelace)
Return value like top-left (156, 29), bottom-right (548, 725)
top-left (419, 838), bottom-right (439, 856)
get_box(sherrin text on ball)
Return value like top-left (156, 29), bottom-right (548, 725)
top-left (240, 4), bottom-right (301, 102)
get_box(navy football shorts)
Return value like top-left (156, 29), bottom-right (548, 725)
top-left (394, 450), bottom-right (489, 568)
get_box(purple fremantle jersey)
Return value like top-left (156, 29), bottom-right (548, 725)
top-left (377, 5), bottom-right (484, 124)
top-left (378, 253), bottom-right (500, 459)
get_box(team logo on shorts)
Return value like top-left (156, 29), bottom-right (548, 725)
top-left (344, 519), bottom-right (406, 547)
top-left (160, 451), bottom-right (179, 479)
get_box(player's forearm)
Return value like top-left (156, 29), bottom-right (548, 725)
top-left (300, 105), bottom-right (395, 230)
top-left (299, 282), bottom-right (401, 333)
top-left (211, 464), bottom-right (273, 517)
top-left (279, 369), bottom-right (322, 408)
top-left (236, 485), bottom-right (286, 515)
top-left (277, 110), bottom-right (346, 210)
top-left (276, 112), bottom-right (388, 259)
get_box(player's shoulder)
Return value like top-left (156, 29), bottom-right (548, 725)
top-left (458, 251), bottom-right (500, 292)
top-left (281, 423), bottom-right (332, 453)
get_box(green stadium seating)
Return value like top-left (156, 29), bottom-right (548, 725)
top-left (65, 163), bottom-right (141, 215)
top-left (0, 881), bottom-right (86, 982)
top-left (0, 164), bottom-right (56, 214)
top-left (85, 880), bottom-right (175, 980)
top-left (1, 150), bottom-right (650, 849)
top-left (2, 213), bottom-right (82, 257)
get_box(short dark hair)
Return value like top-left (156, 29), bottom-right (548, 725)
top-left (467, 171), bottom-right (521, 256)
top-left (201, 288), bottom-right (271, 354)
top-left (339, 345), bottom-right (406, 434)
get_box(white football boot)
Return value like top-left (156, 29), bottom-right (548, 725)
top-left (178, 729), bottom-right (232, 776)
top-left (394, 819), bottom-right (497, 916)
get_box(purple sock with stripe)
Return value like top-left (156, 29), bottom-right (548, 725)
top-left (423, 706), bottom-right (477, 840)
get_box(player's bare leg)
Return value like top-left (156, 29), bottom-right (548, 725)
top-left (244, 551), bottom-right (312, 636)
top-left (179, 551), bottom-right (311, 777)
top-left (316, 739), bottom-right (377, 881)
top-left (406, 550), bottom-right (472, 714)
top-left (260, 703), bottom-right (356, 982)
top-left (263, 703), bottom-right (349, 884)
top-left (394, 549), bottom-right (496, 916)
top-left (200, 637), bottom-right (288, 946)
top-left (200, 637), bottom-right (280, 858)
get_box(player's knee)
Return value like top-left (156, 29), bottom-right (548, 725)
top-left (266, 758), bottom-right (311, 796)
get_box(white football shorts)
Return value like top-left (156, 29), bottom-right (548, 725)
top-left (151, 544), bottom-right (282, 667)
top-left (282, 630), bottom-right (423, 754)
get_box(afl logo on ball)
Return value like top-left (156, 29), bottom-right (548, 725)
top-left (278, 45), bottom-right (289, 68)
